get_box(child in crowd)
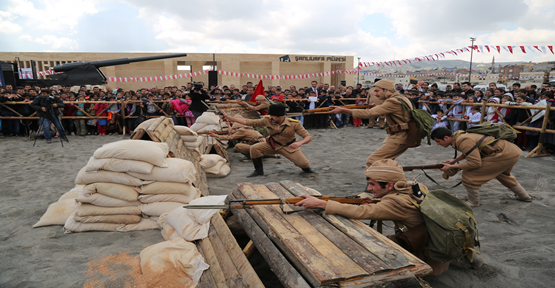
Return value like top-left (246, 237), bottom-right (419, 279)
top-left (498, 94), bottom-right (513, 123)
top-left (432, 110), bottom-right (449, 130)
top-left (145, 94), bottom-right (162, 117)
top-left (352, 94), bottom-right (364, 127)
top-left (64, 95), bottom-right (77, 136)
top-left (504, 95), bottom-right (531, 150)
top-left (93, 100), bottom-right (108, 135)
top-left (448, 93), bottom-right (464, 132)
top-left (467, 106), bottom-right (482, 128)
top-left (75, 95), bottom-right (87, 136)
top-left (486, 97), bottom-right (501, 123)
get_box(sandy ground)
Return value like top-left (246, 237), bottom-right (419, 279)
top-left (0, 127), bottom-right (554, 288)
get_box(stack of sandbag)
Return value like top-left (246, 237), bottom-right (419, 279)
top-left (33, 185), bottom-right (83, 228)
top-left (199, 154), bottom-right (230, 177)
top-left (64, 139), bottom-right (199, 233)
top-left (158, 195), bottom-right (227, 241)
top-left (189, 112), bottom-right (227, 133)
top-left (137, 179), bottom-right (201, 221)
top-left (174, 125), bottom-right (200, 151)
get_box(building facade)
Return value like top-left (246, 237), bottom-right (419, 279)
top-left (0, 52), bottom-right (354, 90)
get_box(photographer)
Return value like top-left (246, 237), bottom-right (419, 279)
top-left (31, 89), bottom-right (67, 143)
top-left (188, 82), bottom-right (210, 119)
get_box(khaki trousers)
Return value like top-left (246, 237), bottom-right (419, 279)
top-left (233, 143), bottom-right (252, 155)
top-left (462, 155), bottom-right (520, 189)
top-left (366, 142), bottom-right (411, 168)
top-left (250, 142), bottom-right (310, 168)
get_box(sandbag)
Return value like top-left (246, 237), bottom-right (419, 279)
top-left (187, 196), bottom-right (228, 225)
top-left (195, 112), bottom-right (221, 125)
top-left (58, 186), bottom-right (83, 201)
top-left (64, 212), bottom-right (119, 233)
top-left (180, 135), bottom-right (198, 142)
top-left (140, 182), bottom-right (196, 195)
top-left (183, 141), bottom-right (199, 148)
top-left (127, 158), bottom-right (196, 183)
top-left (85, 156), bottom-right (155, 174)
top-left (199, 154), bottom-right (226, 169)
top-left (160, 223), bottom-right (180, 241)
top-left (116, 218), bottom-right (160, 232)
top-left (76, 204), bottom-right (141, 217)
top-left (93, 140), bottom-right (169, 167)
top-left (33, 199), bottom-right (78, 228)
top-left (161, 208), bottom-right (209, 241)
top-left (139, 238), bottom-right (209, 287)
top-left (189, 122), bottom-right (207, 132)
top-left (138, 193), bottom-right (200, 204)
top-left (203, 161), bottom-right (225, 174)
top-left (197, 124), bottom-right (222, 133)
top-left (174, 125), bottom-right (198, 136)
top-left (82, 182), bottom-right (140, 202)
top-left (74, 214), bottom-right (142, 224)
top-left (139, 202), bottom-right (184, 217)
top-left (75, 167), bottom-right (149, 187)
top-left (210, 164), bottom-right (230, 178)
top-left (76, 192), bottom-right (141, 207)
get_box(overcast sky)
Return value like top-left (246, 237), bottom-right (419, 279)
top-left (1, 0), bottom-right (555, 68)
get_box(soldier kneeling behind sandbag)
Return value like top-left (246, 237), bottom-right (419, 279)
top-left (296, 159), bottom-right (483, 276)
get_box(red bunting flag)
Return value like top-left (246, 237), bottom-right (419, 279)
top-left (507, 46), bottom-right (514, 53)
top-left (549, 46), bottom-right (554, 54)
top-left (520, 46), bottom-right (526, 53)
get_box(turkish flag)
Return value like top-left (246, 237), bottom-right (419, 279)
top-left (248, 80), bottom-right (264, 102)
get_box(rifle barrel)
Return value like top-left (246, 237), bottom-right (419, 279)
top-left (402, 164), bottom-right (444, 171)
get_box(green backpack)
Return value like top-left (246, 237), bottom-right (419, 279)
top-left (396, 98), bottom-right (435, 145)
top-left (466, 122), bottom-right (518, 142)
top-left (399, 189), bottom-right (480, 263)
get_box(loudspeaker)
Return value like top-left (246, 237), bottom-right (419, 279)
top-left (340, 80), bottom-right (346, 86)
top-left (208, 71), bottom-right (218, 88)
top-left (1, 62), bottom-right (18, 87)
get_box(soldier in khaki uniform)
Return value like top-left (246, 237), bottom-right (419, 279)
top-left (222, 104), bottom-right (317, 177)
top-left (208, 117), bottom-right (265, 161)
top-left (240, 95), bottom-right (270, 115)
top-left (366, 87), bottom-right (386, 129)
top-left (330, 79), bottom-right (414, 168)
top-left (296, 159), bottom-right (483, 275)
top-left (431, 127), bottom-right (532, 207)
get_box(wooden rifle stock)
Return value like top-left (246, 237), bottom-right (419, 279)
top-left (304, 103), bottom-right (375, 114)
top-left (403, 164), bottom-right (444, 171)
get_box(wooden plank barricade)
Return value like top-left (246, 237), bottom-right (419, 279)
top-left (223, 180), bottom-right (432, 287)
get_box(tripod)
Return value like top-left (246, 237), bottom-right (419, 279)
top-left (33, 100), bottom-right (68, 147)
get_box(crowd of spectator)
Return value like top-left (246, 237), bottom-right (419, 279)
top-left (0, 80), bottom-right (554, 152)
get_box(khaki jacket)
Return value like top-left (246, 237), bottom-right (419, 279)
top-left (452, 131), bottom-right (523, 171)
top-left (353, 91), bottom-right (412, 144)
top-left (244, 100), bottom-right (270, 113)
top-left (245, 116), bottom-right (310, 152)
top-left (217, 127), bottom-right (264, 144)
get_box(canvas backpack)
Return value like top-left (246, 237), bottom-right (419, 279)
top-left (395, 97), bottom-right (435, 145)
top-left (465, 122), bottom-right (518, 142)
top-left (397, 189), bottom-right (480, 263)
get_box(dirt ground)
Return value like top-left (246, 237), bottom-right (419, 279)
top-left (0, 126), bottom-right (554, 287)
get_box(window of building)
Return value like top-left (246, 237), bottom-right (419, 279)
top-left (509, 69), bottom-right (513, 72)
top-left (501, 69), bottom-right (504, 72)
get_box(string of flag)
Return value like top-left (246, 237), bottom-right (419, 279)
top-left (359, 45), bottom-right (554, 68)
top-left (361, 72), bottom-right (553, 80)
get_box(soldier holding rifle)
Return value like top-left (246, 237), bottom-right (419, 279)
top-left (329, 79), bottom-right (415, 168)
top-left (221, 104), bottom-right (318, 177)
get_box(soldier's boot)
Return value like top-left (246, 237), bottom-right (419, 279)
top-left (469, 251), bottom-right (484, 269)
top-left (509, 184), bottom-right (532, 202)
top-left (247, 158), bottom-right (264, 177)
top-left (302, 167), bottom-right (318, 174)
top-left (465, 187), bottom-right (480, 207)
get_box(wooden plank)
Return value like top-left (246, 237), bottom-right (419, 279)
top-left (197, 238), bottom-right (229, 288)
top-left (230, 190), bottom-right (311, 288)
top-left (242, 240), bottom-right (256, 259)
top-left (211, 213), bottom-right (265, 288)
top-left (195, 241), bottom-right (219, 288)
top-left (208, 225), bottom-right (246, 288)
top-left (266, 182), bottom-right (391, 275)
top-left (234, 186), bottom-right (337, 287)
top-left (340, 271), bottom-right (425, 288)
top-left (261, 184), bottom-right (368, 280)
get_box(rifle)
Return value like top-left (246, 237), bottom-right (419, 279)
top-left (304, 103), bottom-right (375, 114)
top-left (183, 195), bottom-right (380, 214)
top-left (402, 164), bottom-right (444, 171)
top-left (197, 131), bottom-right (229, 135)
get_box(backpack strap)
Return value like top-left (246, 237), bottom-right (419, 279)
top-left (393, 193), bottom-right (422, 233)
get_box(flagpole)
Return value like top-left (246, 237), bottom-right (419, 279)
top-left (469, 37), bottom-right (476, 83)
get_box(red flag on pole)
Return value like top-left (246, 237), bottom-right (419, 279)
top-left (248, 80), bottom-right (264, 102)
